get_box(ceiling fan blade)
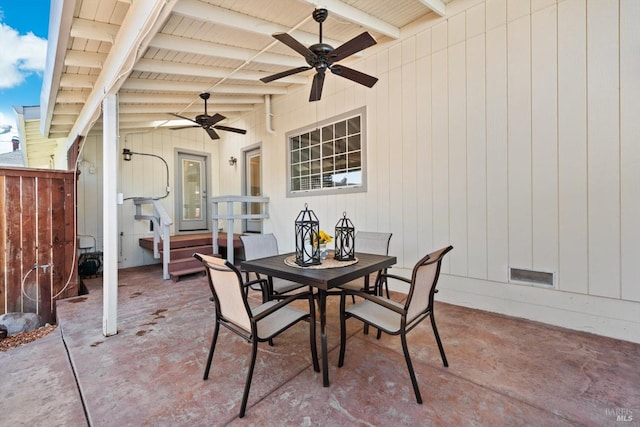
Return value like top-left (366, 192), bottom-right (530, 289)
top-left (273, 33), bottom-right (315, 58)
top-left (214, 125), bottom-right (247, 135)
top-left (329, 32), bottom-right (377, 63)
top-left (204, 127), bottom-right (220, 140)
top-left (204, 113), bottom-right (226, 126)
top-left (171, 125), bottom-right (200, 130)
top-left (331, 65), bottom-right (378, 88)
top-left (309, 71), bottom-right (326, 102)
top-left (168, 112), bottom-right (198, 124)
top-left (261, 66), bottom-right (312, 83)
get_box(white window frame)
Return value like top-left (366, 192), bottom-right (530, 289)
top-left (286, 106), bottom-right (367, 198)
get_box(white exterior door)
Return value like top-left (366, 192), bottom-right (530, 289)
top-left (177, 152), bottom-right (208, 231)
top-left (244, 147), bottom-right (262, 233)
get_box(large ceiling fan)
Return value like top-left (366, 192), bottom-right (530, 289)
top-left (260, 8), bottom-right (379, 102)
top-left (169, 92), bottom-right (247, 140)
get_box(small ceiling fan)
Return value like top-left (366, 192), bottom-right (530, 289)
top-left (260, 8), bottom-right (378, 102)
top-left (169, 92), bottom-right (247, 140)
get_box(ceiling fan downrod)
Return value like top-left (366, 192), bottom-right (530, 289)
top-left (199, 92), bottom-right (210, 116)
top-left (313, 8), bottom-right (328, 43)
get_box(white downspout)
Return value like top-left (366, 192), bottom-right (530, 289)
top-left (265, 94), bottom-right (275, 134)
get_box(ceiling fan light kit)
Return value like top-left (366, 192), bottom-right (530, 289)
top-left (261, 8), bottom-right (379, 102)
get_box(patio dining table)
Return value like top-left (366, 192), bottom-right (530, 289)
top-left (241, 252), bottom-right (397, 387)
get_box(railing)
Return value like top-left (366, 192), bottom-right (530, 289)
top-left (211, 196), bottom-right (270, 264)
top-left (134, 198), bottom-right (173, 279)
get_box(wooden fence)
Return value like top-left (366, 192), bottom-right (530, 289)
top-left (0, 167), bottom-right (77, 324)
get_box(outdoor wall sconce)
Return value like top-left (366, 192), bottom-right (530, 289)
top-left (229, 156), bottom-right (237, 166)
top-left (121, 148), bottom-right (170, 199)
top-left (334, 212), bottom-right (355, 261)
top-left (122, 148), bottom-right (133, 161)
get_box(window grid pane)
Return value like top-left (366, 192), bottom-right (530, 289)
top-left (289, 112), bottom-right (363, 194)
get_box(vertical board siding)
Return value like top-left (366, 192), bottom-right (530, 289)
top-left (0, 169), bottom-right (77, 324)
top-left (21, 177), bottom-right (37, 314)
top-left (557, 0), bottom-right (588, 294)
top-left (37, 178), bottom-right (53, 322)
top-left (6, 176), bottom-right (22, 313)
top-left (507, 14), bottom-right (533, 270)
top-left (388, 65), bottom-right (404, 266)
top-left (402, 54), bottom-right (419, 267)
top-left (586, 0), bottom-right (620, 298)
top-left (467, 29), bottom-right (488, 280)
top-left (416, 52), bottom-right (434, 256)
top-left (620, 0), bottom-right (640, 302)
top-left (364, 55), bottom-right (379, 231)
top-left (485, 24), bottom-right (510, 282)
top-left (431, 47), bottom-right (450, 270)
top-left (531, 5), bottom-right (558, 275)
top-left (448, 38), bottom-right (468, 276)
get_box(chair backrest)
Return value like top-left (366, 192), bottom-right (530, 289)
top-left (195, 253), bottom-right (252, 332)
top-left (355, 231), bottom-right (392, 256)
top-left (240, 233), bottom-right (279, 261)
top-left (405, 246), bottom-right (453, 324)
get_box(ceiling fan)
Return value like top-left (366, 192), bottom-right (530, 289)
top-left (169, 92), bottom-right (247, 140)
top-left (260, 8), bottom-right (378, 102)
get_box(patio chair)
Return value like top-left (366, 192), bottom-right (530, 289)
top-left (194, 253), bottom-right (319, 418)
top-left (240, 233), bottom-right (305, 301)
top-left (338, 231), bottom-right (392, 298)
top-left (338, 245), bottom-right (453, 404)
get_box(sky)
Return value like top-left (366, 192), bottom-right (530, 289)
top-left (0, 1), bottom-right (49, 153)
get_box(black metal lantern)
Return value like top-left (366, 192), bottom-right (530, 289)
top-left (295, 204), bottom-right (321, 266)
top-left (334, 211), bottom-right (355, 261)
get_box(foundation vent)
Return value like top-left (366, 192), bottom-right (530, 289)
top-left (509, 268), bottom-right (554, 287)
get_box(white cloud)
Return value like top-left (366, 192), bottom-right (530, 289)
top-left (0, 23), bottom-right (47, 89)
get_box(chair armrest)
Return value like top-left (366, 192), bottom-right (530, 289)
top-left (243, 278), bottom-right (268, 290)
top-left (380, 273), bottom-right (411, 285)
top-left (341, 289), bottom-right (405, 315)
top-left (252, 290), bottom-right (315, 322)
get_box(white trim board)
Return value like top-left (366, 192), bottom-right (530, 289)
top-left (437, 275), bottom-right (640, 345)
top-left (386, 268), bottom-right (640, 344)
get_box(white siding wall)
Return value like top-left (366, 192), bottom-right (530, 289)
top-left (78, 0), bottom-right (640, 343)
top-left (77, 127), bottom-right (220, 269)
top-left (221, 0), bottom-right (640, 343)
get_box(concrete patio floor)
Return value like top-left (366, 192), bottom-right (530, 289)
top-left (1, 263), bottom-right (639, 426)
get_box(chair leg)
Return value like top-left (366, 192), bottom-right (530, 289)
top-left (338, 293), bottom-right (347, 367)
top-left (203, 320), bottom-right (220, 380)
top-left (401, 332), bottom-right (423, 404)
top-left (430, 312), bottom-right (448, 367)
top-left (239, 339), bottom-right (259, 418)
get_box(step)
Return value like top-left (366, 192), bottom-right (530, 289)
top-left (168, 257), bottom-right (206, 273)
top-left (169, 266), bottom-right (206, 283)
top-left (139, 232), bottom-right (243, 251)
top-left (161, 245), bottom-right (214, 260)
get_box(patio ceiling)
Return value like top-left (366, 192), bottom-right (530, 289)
top-left (40, 0), bottom-right (449, 145)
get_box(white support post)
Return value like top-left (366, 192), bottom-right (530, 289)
top-left (227, 200), bottom-right (234, 264)
top-left (102, 93), bottom-right (119, 336)
top-left (212, 202), bottom-right (219, 255)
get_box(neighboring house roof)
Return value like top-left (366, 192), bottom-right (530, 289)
top-left (41, 0), bottom-right (448, 150)
top-left (0, 149), bottom-right (25, 167)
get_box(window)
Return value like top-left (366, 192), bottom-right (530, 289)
top-left (287, 107), bottom-right (367, 197)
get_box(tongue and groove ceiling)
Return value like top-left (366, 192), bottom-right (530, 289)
top-left (42, 0), bottom-right (448, 140)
